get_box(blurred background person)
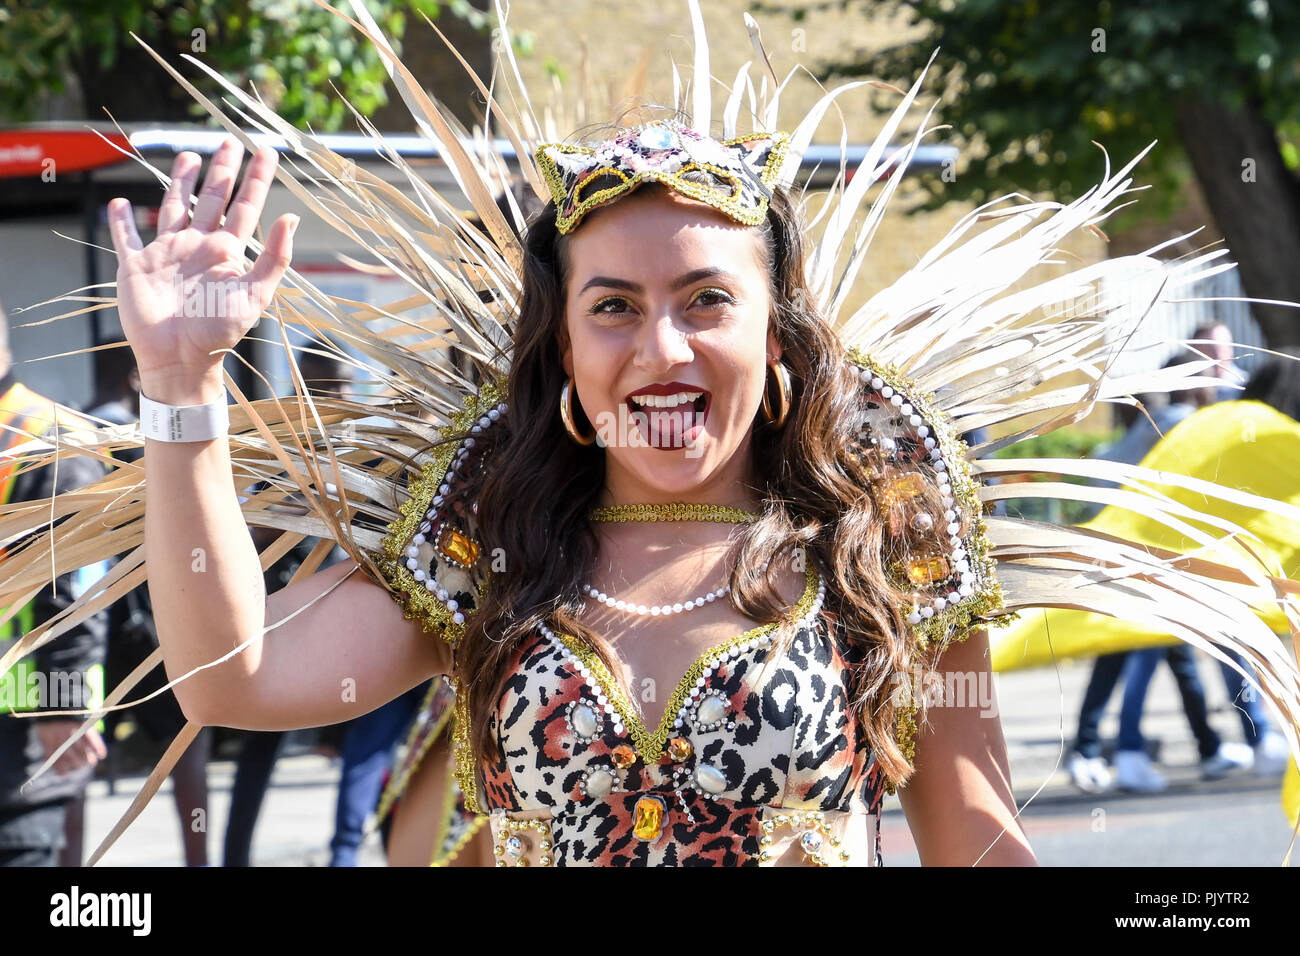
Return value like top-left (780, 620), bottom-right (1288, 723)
top-left (0, 300), bottom-right (109, 866)
top-left (1067, 367), bottom-right (1256, 792)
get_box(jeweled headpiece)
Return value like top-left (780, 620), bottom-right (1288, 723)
top-left (535, 119), bottom-right (791, 235)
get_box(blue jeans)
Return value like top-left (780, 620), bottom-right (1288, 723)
top-left (1073, 652), bottom-right (1128, 759)
top-left (328, 681), bottom-right (429, 867)
top-left (1216, 651), bottom-right (1272, 746)
top-left (1118, 644), bottom-right (1220, 758)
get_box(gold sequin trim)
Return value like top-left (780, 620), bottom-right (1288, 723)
top-left (550, 563), bottom-right (820, 764)
top-left (587, 502), bottom-right (761, 523)
top-left (450, 672), bottom-right (480, 814)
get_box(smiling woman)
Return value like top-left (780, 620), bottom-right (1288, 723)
top-left (424, 143), bottom-right (1034, 865)
top-left (9, 0), bottom-right (1300, 869)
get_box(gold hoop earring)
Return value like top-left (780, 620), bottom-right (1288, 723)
top-left (560, 376), bottom-right (597, 445)
top-left (761, 359), bottom-right (792, 428)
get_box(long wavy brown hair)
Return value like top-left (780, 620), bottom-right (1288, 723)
top-left (436, 173), bottom-right (955, 792)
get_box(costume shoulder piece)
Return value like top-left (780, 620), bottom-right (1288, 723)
top-left (843, 348), bottom-right (1008, 653)
top-left (372, 379), bottom-right (508, 648)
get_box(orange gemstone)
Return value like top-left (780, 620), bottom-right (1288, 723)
top-left (610, 744), bottom-right (637, 768)
top-left (632, 796), bottom-right (665, 841)
top-left (438, 525), bottom-right (480, 566)
top-left (906, 554), bottom-right (951, 586)
top-left (667, 737), bottom-right (693, 762)
top-left (879, 471), bottom-right (927, 507)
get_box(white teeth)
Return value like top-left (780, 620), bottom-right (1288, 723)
top-left (628, 390), bottom-right (703, 408)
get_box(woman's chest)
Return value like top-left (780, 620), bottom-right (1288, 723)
top-left (479, 618), bottom-right (886, 830)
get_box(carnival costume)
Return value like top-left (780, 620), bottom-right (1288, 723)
top-left (3, 0), bottom-right (1300, 865)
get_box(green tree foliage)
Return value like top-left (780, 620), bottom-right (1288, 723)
top-left (789, 0), bottom-right (1299, 219)
top-left (0, 0), bottom-right (491, 130)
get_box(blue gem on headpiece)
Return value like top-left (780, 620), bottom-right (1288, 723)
top-left (638, 124), bottom-right (679, 151)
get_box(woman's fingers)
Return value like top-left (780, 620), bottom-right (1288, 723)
top-left (223, 146), bottom-right (280, 248)
top-left (247, 213), bottom-right (299, 313)
top-left (156, 151), bottom-right (202, 234)
top-left (107, 197), bottom-right (144, 256)
top-left (190, 137), bottom-right (245, 233)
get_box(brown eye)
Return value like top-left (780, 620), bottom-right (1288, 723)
top-left (693, 288), bottom-right (733, 308)
top-left (589, 296), bottom-right (629, 315)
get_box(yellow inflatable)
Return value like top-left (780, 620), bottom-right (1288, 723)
top-left (991, 400), bottom-right (1300, 671)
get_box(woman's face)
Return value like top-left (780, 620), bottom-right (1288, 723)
top-left (559, 187), bottom-right (781, 503)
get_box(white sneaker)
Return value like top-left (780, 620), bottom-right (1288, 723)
top-left (1065, 751), bottom-right (1113, 793)
top-left (1253, 732), bottom-right (1291, 778)
top-left (1201, 741), bottom-right (1253, 780)
top-left (1114, 749), bottom-right (1167, 792)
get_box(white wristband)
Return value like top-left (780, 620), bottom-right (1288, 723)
top-left (139, 391), bottom-right (230, 442)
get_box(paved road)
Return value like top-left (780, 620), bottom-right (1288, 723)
top-left (78, 654), bottom-right (1296, 866)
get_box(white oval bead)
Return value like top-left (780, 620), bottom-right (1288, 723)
top-left (571, 704), bottom-right (599, 738)
top-left (696, 696), bottom-right (726, 726)
top-left (695, 763), bottom-right (727, 794)
top-left (584, 768), bottom-right (615, 798)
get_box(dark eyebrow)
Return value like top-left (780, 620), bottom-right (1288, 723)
top-left (577, 267), bottom-right (739, 297)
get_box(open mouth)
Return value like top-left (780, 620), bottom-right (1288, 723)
top-left (625, 390), bottom-right (710, 449)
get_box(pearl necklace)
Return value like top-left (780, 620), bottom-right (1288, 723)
top-left (583, 502), bottom-right (758, 615)
top-left (582, 582), bottom-right (727, 617)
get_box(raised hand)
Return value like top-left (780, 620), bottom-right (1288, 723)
top-left (106, 137), bottom-right (298, 401)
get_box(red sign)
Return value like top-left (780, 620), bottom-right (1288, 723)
top-left (0, 129), bottom-right (131, 179)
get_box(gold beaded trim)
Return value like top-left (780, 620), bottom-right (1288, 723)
top-left (550, 563), bottom-right (820, 764)
top-left (492, 817), bottom-right (556, 867)
top-left (587, 502), bottom-right (761, 523)
top-left (450, 673), bottom-right (481, 814)
top-left (374, 377), bottom-right (507, 646)
top-left (758, 808), bottom-right (850, 866)
top-left (373, 680), bottom-right (454, 827)
top-left (431, 780), bottom-right (488, 868)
